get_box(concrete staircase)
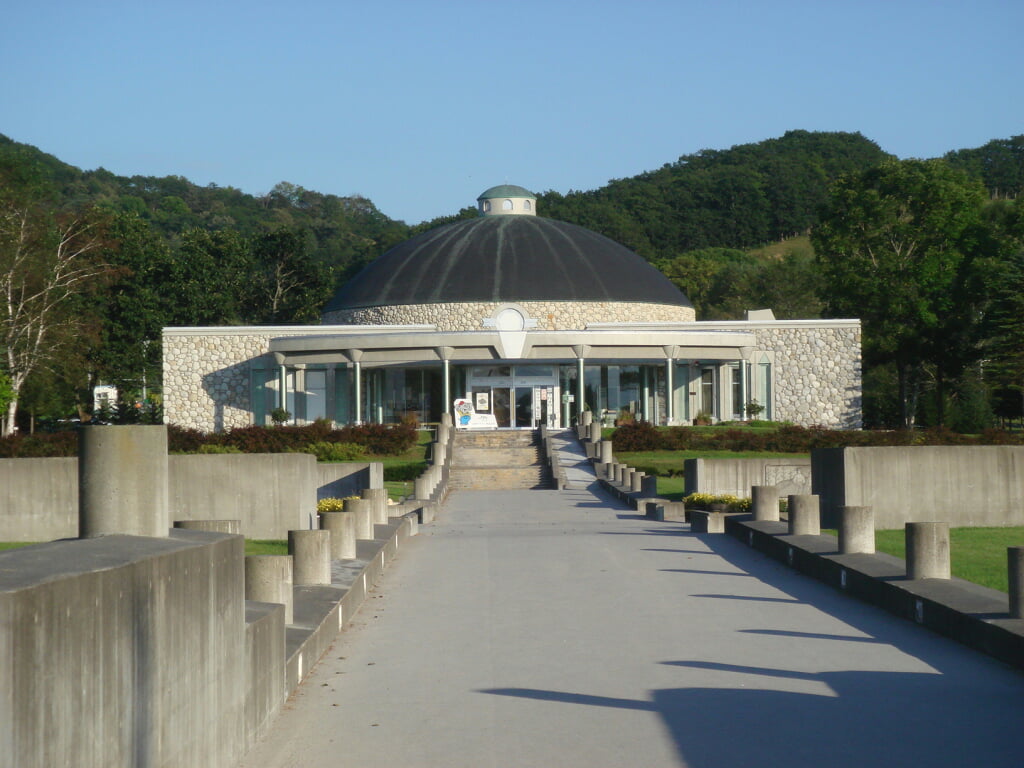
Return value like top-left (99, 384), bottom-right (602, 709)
top-left (449, 430), bottom-right (554, 490)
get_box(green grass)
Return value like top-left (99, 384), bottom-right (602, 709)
top-left (617, 449), bottom-right (807, 477)
top-left (655, 476), bottom-right (687, 501)
top-left (0, 541), bottom-right (36, 551)
top-left (245, 539), bottom-right (288, 556)
top-left (822, 526), bottom-right (1024, 593)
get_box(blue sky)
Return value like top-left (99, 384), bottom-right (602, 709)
top-left (2, 0), bottom-right (1021, 224)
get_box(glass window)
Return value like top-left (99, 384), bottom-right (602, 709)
top-left (502, 199), bottom-right (514, 210)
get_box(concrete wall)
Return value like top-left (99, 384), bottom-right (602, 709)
top-left (813, 446), bottom-right (1024, 529)
top-left (317, 461), bottom-right (383, 500)
top-left (0, 455), bottom-right (383, 542)
top-left (0, 457), bottom-right (77, 540)
top-left (0, 531), bottom-right (248, 768)
top-left (684, 457), bottom-right (812, 498)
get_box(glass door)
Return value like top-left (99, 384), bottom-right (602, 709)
top-left (492, 388), bottom-right (512, 428)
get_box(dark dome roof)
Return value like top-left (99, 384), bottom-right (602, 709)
top-left (324, 215), bottom-right (692, 311)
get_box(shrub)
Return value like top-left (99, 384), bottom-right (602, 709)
top-left (196, 444), bottom-right (242, 454)
top-left (383, 462), bottom-right (426, 481)
top-left (316, 495), bottom-right (361, 513)
top-left (302, 441), bottom-right (366, 462)
top-left (612, 421), bottom-right (661, 452)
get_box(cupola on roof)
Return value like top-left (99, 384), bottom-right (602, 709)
top-left (476, 184), bottom-right (537, 217)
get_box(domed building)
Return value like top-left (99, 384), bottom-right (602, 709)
top-left (163, 186), bottom-right (862, 431)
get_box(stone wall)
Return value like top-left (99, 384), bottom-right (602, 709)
top-left (748, 322), bottom-right (862, 429)
top-left (322, 299), bottom-right (696, 330)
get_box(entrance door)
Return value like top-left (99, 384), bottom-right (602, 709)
top-left (515, 386), bottom-right (534, 427)
top-left (492, 388), bottom-right (512, 428)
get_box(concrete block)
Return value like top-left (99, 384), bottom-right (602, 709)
top-left (174, 519), bottom-right (241, 534)
top-left (691, 509), bottom-right (725, 533)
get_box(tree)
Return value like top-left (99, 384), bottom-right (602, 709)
top-left (812, 159), bottom-right (990, 428)
top-left (248, 229), bottom-right (333, 323)
top-left (0, 200), bottom-right (112, 434)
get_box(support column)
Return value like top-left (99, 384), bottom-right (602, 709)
top-left (278, 365), bottom-right (287, 410)
top-left (572, 345), bottom-right (589, 426)
top-left (838, 506), bottom-right (874, 554)
top-left (79, 425), bottom-right (169, 538)
top-left (348, 349), bottom-right (363, 425)
top-left (906, 522), bottom-right (950, 579)
top-left (787, 494), bottom-right (820, 536)
top-left (751, 486), bottom-right (779, 522)
top-left (663, 345), bottom-right (678, 426)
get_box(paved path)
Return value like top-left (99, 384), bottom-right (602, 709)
top-left (241, 485), bottom-right (1024, 768)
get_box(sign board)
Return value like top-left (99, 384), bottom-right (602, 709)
top-left (453, 398), bottom-right (498, 430)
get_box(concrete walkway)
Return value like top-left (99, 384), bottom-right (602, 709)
top-left (240, 484), bottom-right (1024, 768)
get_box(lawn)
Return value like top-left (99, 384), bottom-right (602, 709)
top-left (821, 526), bottom-right (1024, 593)
top-left (617, 449), bottom-right (808, 478)
top-left (245, 539), bottom-right (288, 556)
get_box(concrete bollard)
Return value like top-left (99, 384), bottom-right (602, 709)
top-left (173, 519), bottom-right (241, 534)
top-left (630, 471), bottom-right (644, 493)
top-left (906, 522), bottom-right (950, 579)
top-left (413, 474), bottom-right (434, 500)
top-left (440, 412), bottom-right (452, 428)
top-left (344, 497), bottom-right (374, 540)
top-left (581, 411), bottom-right (593, 427)
top-left (838, 506), bottom-right (874, 554)
top-left (245, 554), bottom-right (293, 624)
top-left (606, 462), bottom-right (618, 481)
top-left (432, 439), bottom-right (447, 466)
top-left (1009, 547), bottom-right (1024, 619)
top-left (752, 486), bottom-right (779, 522)
top-left (437, 423), bottom-right (450, 446)
top-left (640, 475), bottom-right (658, 497)
top-left (599, 440), bottom-right (614, 465)
top-left (289, 529), bottom-right (331, 586)
top-left (788, 494), bottom-right (820, 536)
top-left (318, 511), bottom-right (356, 560)
top-left (79, 425), bottom-right (170, 538)
top-left (362, 487), bottom-right (389, 524)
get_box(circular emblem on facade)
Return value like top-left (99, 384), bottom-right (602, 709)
top-left (495, 307), bottom-right (526, 331)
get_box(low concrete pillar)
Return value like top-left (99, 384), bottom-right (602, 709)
top-left (289, 529), bottom-right (331, 586)
top-left (345, 497), bottom-right (374, 540)
top-left (752, 486), bottom-right (779, 522)
top-left (616, 464), bottom-right (629, 484)
top-left (788, 494), bottom-right (820, 536)
top-left (79, 425), bottom-right (169, 538)
top-left (606, 462), bottom-right (618, 481)
top-left (691, 509), bottom-right (725, 534)
top-left (245, 554), bottom-right (293, 624)
top-left (362, 487), bottom-right (389, 524)
top-left (432, 439), bottom-right (447, 466)
top-left (658, 502), bottom-right (687, 522)
top-left (640, 475), bottom-right (658, 497)
top-left (318, 511), bottom-right (356, 559)
top-left (838, 506), bottom-right (874, 554)
top-left (437, 423), bottom-right (450, 446)
top-left (440, 412), bottom-right (452, 428)
top-left (413, 474), bottom-right (433, 500)
top-left (581, 411), bottom-right (593, 427)
top-left (173, 519), bottom-right (241, 534)
top-left (1009, 547), bottom-right (1024, 619)
top-left (630, 471), bottom-right (644, 493)
top-left (906, 522), bottom-right (950, 579)
top-left (599, 440), bottom-right (614, 465)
